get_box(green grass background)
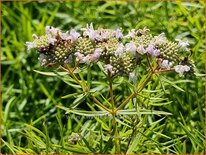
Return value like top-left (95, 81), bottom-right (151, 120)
top-left (1, 1), bottom-right (205, 154)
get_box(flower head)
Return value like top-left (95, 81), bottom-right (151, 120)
top-left (146, 44), bottom-right (160, 57)
top-left (32, 34), bottom-right (38, 39)
top-left (75, 52), bottom-right (85, 63)
top-left (104, 64), bottom-right (113, 73)
top-left (125, 42), bottom-right (137, 55)
top-left (81, 23), bottom-right (99, 40)
top-left (174, 65), bottom-right (190, 77)
top-left (114, 43), bottom-right (125, 57)
top-left (154, 33), bottom-right (167, 44)
top-left (47, 35), bottom-right (57, 45)
top-left (45, 26), bottom-right (60, 36)
top-left (176, 39), bottom-right (189, 51)
top-left (112, 29), bottom-right (123, 39)
top-left (25, 41), bottom-right (36, 50)
top-left (160, 60), bottom-right (173, 69)
top-left (68, 29), bottom-right (80, 42)
top-left (136, 44), bottom-right (147, 55)
top-left (125, 29), bottom-right (136, 39)
top-left (88, 48), bottom-right (102, 62)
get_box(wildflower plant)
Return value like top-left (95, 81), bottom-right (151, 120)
top-left (26, 23), bottom-right (196, 153)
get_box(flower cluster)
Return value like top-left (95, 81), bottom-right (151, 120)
top-left (26, 23), bottom-right (194, 77)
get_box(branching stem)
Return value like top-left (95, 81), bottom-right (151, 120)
top-left (60, 65), bottom-right (111, 113)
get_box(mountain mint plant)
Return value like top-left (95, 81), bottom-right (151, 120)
top-left (26, 23), bottom-right (195, 153)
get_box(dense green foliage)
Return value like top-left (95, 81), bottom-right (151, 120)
top-left (1, 1), bottom-right (205, 153)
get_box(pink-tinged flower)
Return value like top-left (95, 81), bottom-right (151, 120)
top-left (160, 60), bottom-right (173, 69)
top-left (101, 31), bottom-right (110, 40)
top-left (115, 43), bottom-right (124, 57)
top-left (75, 52), bottom-right (85, 63)
top-left (81, 23), bottom-right (99, 40)
top-left (104, 64), bottom-right (113, 73)
top-left (112, 29), bottom-right (123, 39)
top-left (88, 48), bottom-right (102, 62)
top-left (95, 31), bottom-right (110, 42)
top-left (68, 29), bottom-right (80, 41)
top-left (154, 33), bottom-right (167, 44)
top-left (174, 65), bottom-right (190, 77)
top-left (93, 48), bottom-right (102, 58)
top-left (136, 44), bottom-right (147, 55)
top-left (25, 41), bottom-right (35, 50)
top-left (125, 42), bottom-right (137, 55)
top-left (125, 29), bottom-right (136, 39)
top-left (47, 35), bottom-right (57, 45)
top-left (82, 55), bottom-right (91, 64)
top-left (32, 34), bottom-right (38, 39)
top-left (176, 39), bottom-right (189, 51)
top-left (45, 26), bottom-right (60, 36)
top-left (59, 31), bottom-right (70, 40)
top-left (146, 44), bottom-right (160, 57)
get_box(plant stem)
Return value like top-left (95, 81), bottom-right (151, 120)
top-left (107, 72), bottom-right (121, 153)
top-left (60, 65), bottom-right (84, 89)
top-left (108, 72), bottom-right (115, 114)
top-left (112, 116), bottom-right (121, 153)
top-left (61, 65), bottom-right (111, 113)
top-left (91, 96), bottom-right (112, 113)
top-left (114, 65), bottom-right (160, 113)
top-left (146, 53), bottom-right (153, 72)
top-left (156, 68), bottom-right (175, 73)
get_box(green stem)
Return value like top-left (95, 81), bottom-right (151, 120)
top-left (61, 65), bottom-right (111, 113)
top-left (108, 72), bottom-right (115, 114)
top-left (91, 96), bottom-right (112, 113)
top-left (114, 65), bottom-right (160, 113)
top-left (112, 117), bottom-right (121, 153)
top-left (107, 72), bottom-right (121, 153)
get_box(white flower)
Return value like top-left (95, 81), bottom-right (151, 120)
top-left (83, 55), bottom-right (91, 64)
top-left (125, 42), bottom-right (137, 55)
top-left (68, 29), bottom-right (80, 41)
top-left (93, 48), bottom-right (102, 57)
top-left (176, 39), bottom-right (189, 51)
top-left (64, 55), bottom-right (73, 64)
top-left (154, 33), bottom-right (167, 44)
top-left (104, 64), bottom-right (113, 73)
top-left (95, 31), bottom-right (110, 41)
top-left (160, 60), bottom-right (173, 69)
top-left (125, 29), bottom-right (136, 39)
top-left (38, 53), bottom-right (48, 66)
top-left (146, 44), bottom-right (160, 57)
top-left (32, 34), bottom-right (38, 39)
top-left (88, 48), bottom-right (102, 62)
top-left (129, 71), bottom-right (135, 82)
top-left (75, 52), bottom-right (85, 63)
top-left (136, 44), bottom-right (147, 55)
top-left (174, 65), bottom-right (190, 77)
top-left (47, 35), bottom-right (57, 45)
top-left (81, 23), bottom-right (99, 40)
top-left (59, 31), bottom-right (70, 40)
top-left (112, 29), bottom-right (123, 39)
top-left (115, 43), bottom-right (125, 57)
top-left (25, 41), bottom-right (35, 50)
top-left (45, 26), bottom-right (60, 36)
